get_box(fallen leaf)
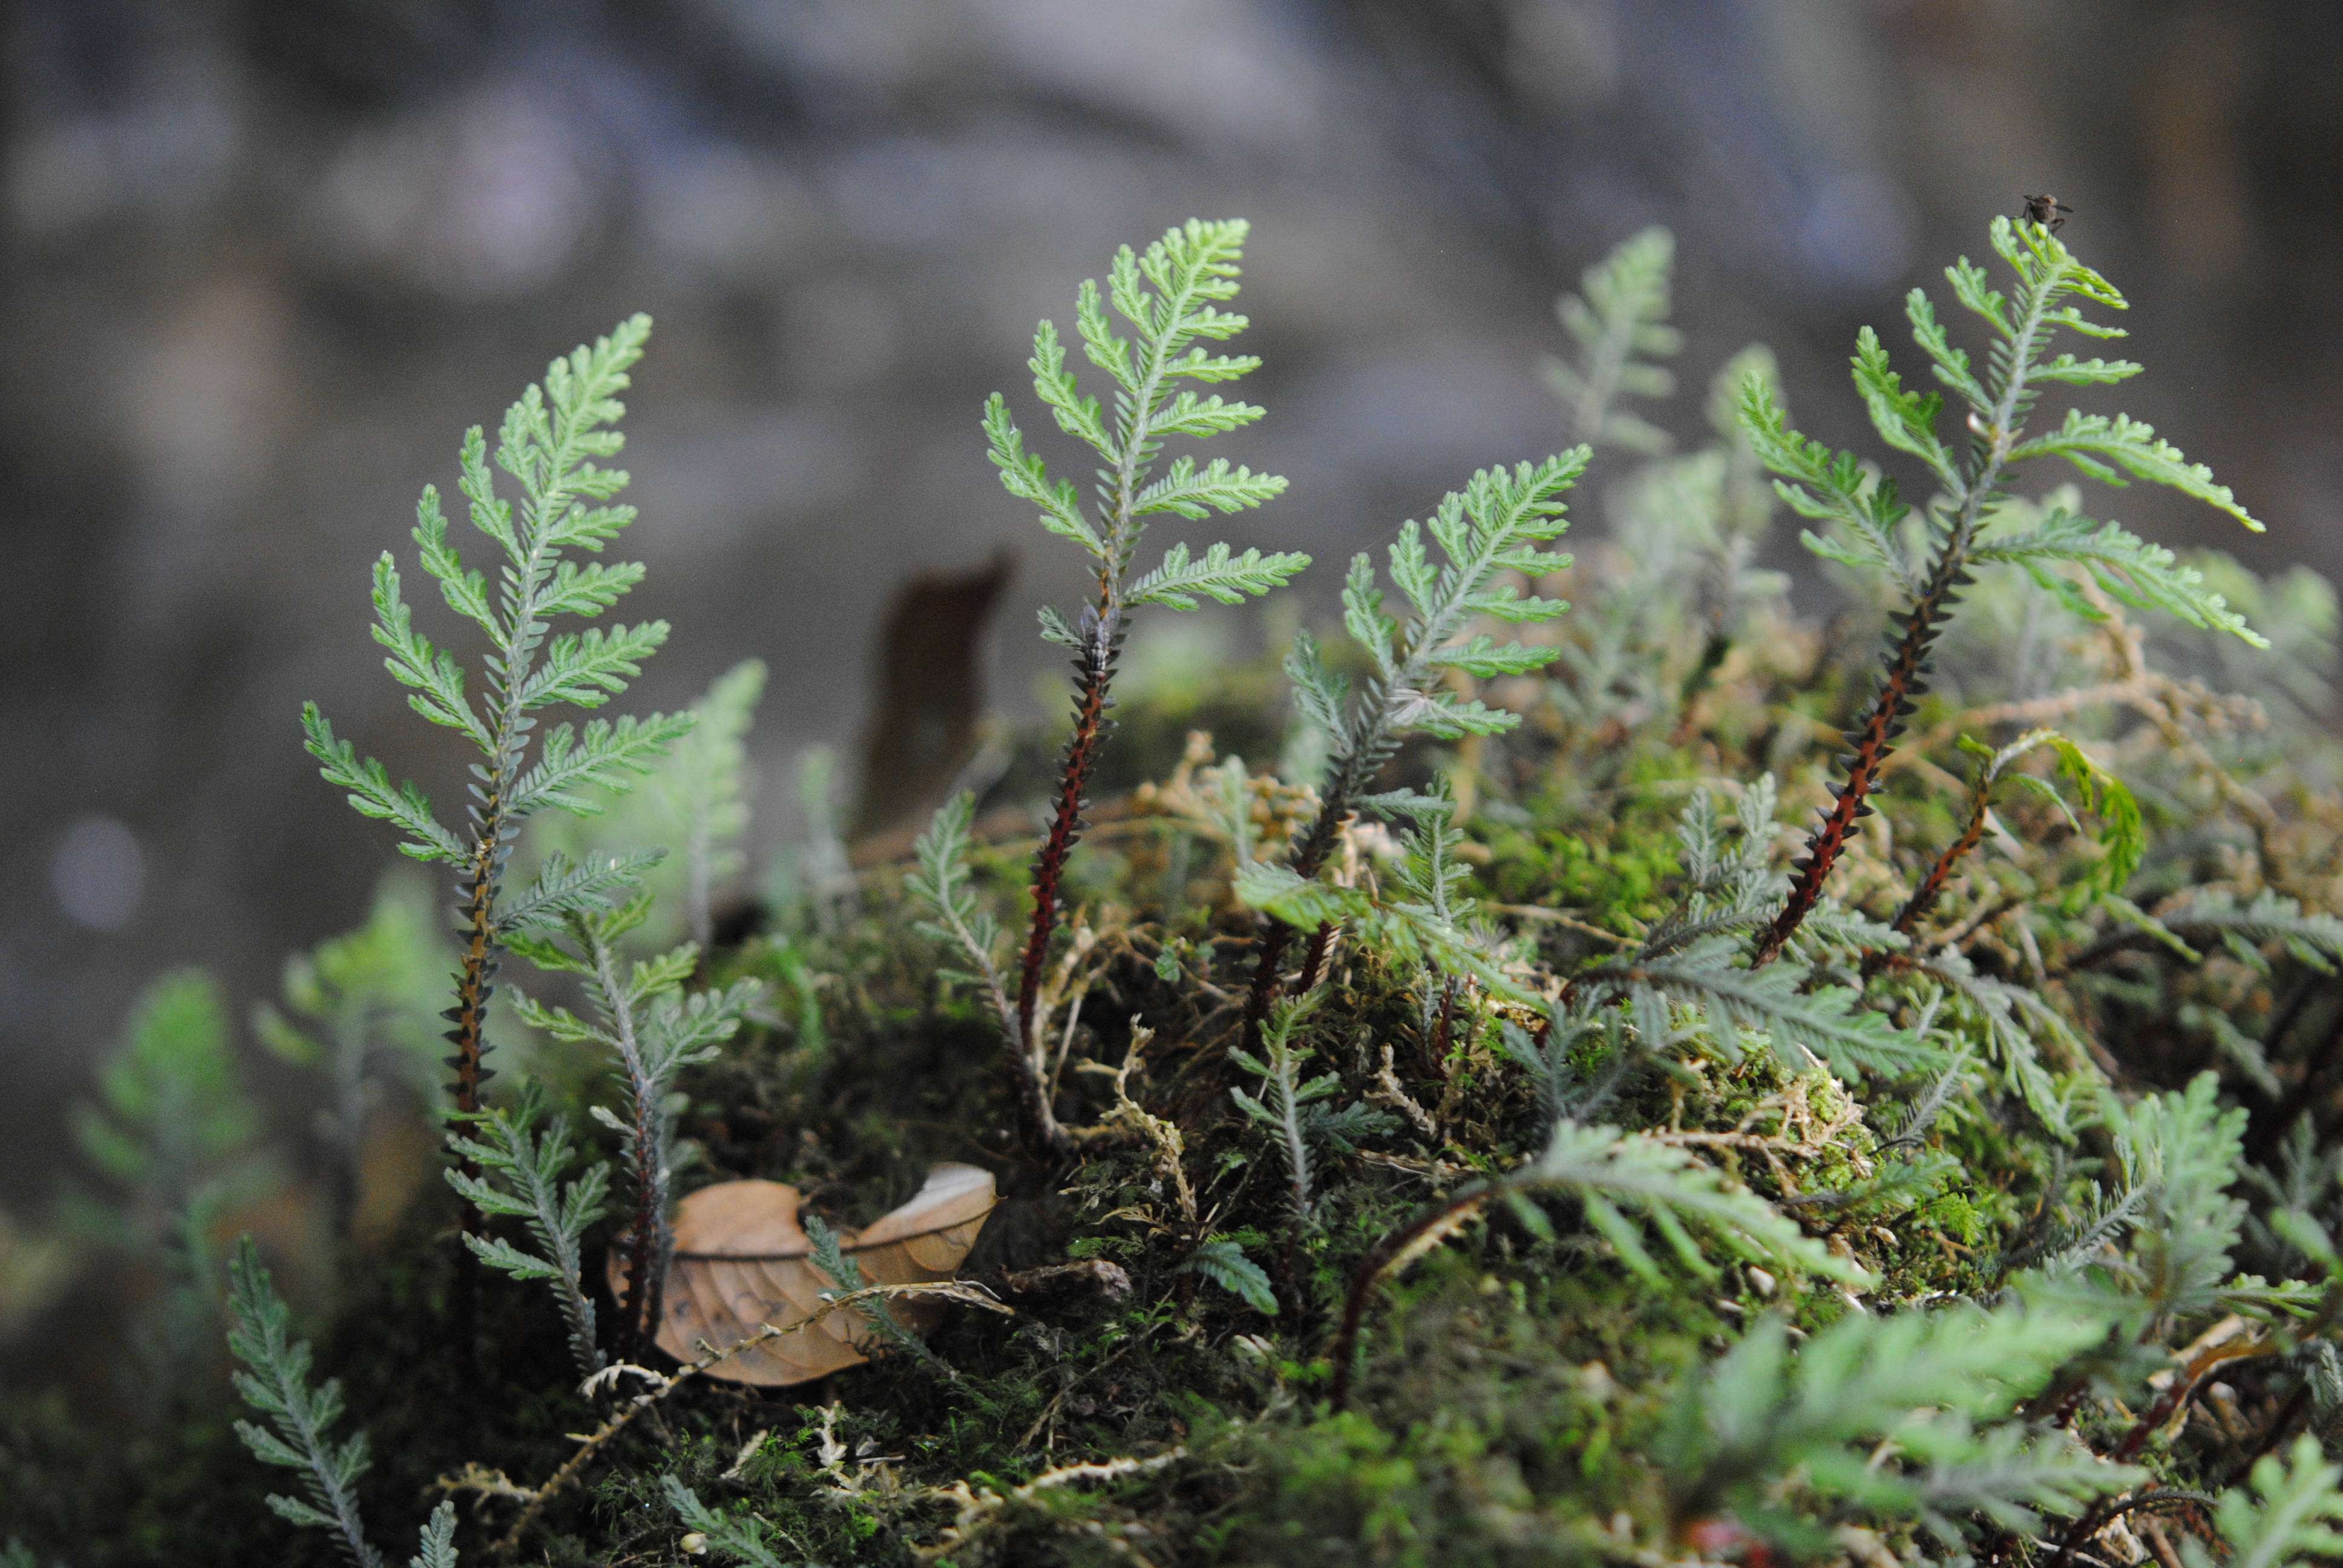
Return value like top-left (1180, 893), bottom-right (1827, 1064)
top-left (615, 1163), bottom-right (997, 1385)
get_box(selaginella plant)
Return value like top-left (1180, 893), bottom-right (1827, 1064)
top-left (943, 217), bottom-right (1309, 1154)
top-left (1738, 216), bottom-right (2263, 967)
top-left (300, 315), bottom-right (689, 1304)
top-left (24, 211), bottom-right (2343, 1568)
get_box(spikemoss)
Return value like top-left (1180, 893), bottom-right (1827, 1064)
top-left (16, 217), bottom-right (2343, 1568)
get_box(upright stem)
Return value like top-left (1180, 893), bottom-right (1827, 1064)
top-left (591, 933), bottom-right (666, 1361)
top-left (1240, 730), bottom-right (1396, 1048)
top-left (444, 469), bottom-right (565, 1351)
top-left (1890, 779), bottom-right (1996, 937)
top-left (1751, 278), bottom-right (2051, 967)
top-left (1013, 607), bottom-right (1119, 1158)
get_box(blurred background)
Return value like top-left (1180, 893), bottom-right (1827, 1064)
top-left (2, 0), bottom-right (2341, 1222)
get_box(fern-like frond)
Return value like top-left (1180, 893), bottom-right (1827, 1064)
top-left (442, 1083), bottom-right (609, 1379)
top-left (224, 1236), bottom-right (384, 1568)
top-left (1543, 226), bottom-right (1682, 453)
top-left (1519, 1121), bottom-right (1856, 1285)
top-left (1973, 500), bottom-right (2265, 644)
top-left (2187, 1434), bottom-right (2343, 1568)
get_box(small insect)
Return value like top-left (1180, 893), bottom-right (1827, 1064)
top-left (2021, 193), bottom-right (2073, 232)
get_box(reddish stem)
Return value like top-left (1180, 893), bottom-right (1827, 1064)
top-left (1013, 608), bottom-right (1120, 1158)
top-left (443, 814), bottom-right (511, 1362)
top-left (1751, 550), bottom-right (1972, 969)
top-left (1892, 779), bottom-right (1994, 937)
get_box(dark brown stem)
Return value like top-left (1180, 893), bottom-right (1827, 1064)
top-left (620, 1080), bottom-right (662, 1361)
top-left (2049, 1337), bottom-right (2279, 1568)
top-left (1752, 547), bottom-right (1973, 969)
top-left (1294, 922), bottom-right (1337, 998)
top-left (1012, 607), bottom-right (1121, 1158)
top-left (1328, 1187), bottom-right (1490, 1405)
top-left (1892, 777), bottom-right (1995, 938)
top-left (444, 807), bottom-right (514, 1365)
top-left (1239, 737), bottom-right (1387, 1049)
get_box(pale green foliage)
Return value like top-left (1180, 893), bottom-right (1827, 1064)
top-left (1743, 215), bottom-right (2261, 640)
top-left (225, 1235), bottom-right (384, 1568)
top-left (1513, 1120), bottom-right (1858, 1287)
top-left (661, 1476), bottom-right (796, 1568)
top-left (2100, 1071), bottom-right (2248, 1323)
top-left (1665, 1303), bottom-right (2128, 1549)
top-left (508, 897), bottom-right (762, 1336)
top-left (803, 1213), bottom-right (948, 1374)
top-left (1556, 345), bottom-right (1789, 730)
top-left (303, 313), bottom-right (689, 903)
top-left (1566, 785), bottom-right (1935, 1080)
top-left (1230, 998), bottom-right (1397, 1225)
top-left (76, 970), bottom-right (258, 1194)
top-left (73, 970), bottom-right (279, 1406)
top-left (253, 877), bottom-right (450, 1220)
top-left (906, 791), bottom-right (1016, 1036)
top-left (1325, 454), bottom-right (1585, 739)
top-left (443, 1082), bottom-right (610, 1379)
top-left (984, 218), bottom-right (1306, 630)
top-left (528, 659), bottom-right (767, 949)
top-left (1950, 727), bottom-right (2143, 895)
top-left (1974, 492), bottom-right (2261, 644)
top-left (1543, 226), bottom-right (1682, 453)
top-left (2142, 893), bottom-right (2343, 974)
top-left (1896, 947), bottom-right (2074, 1137)
top-left (1179, 1238), bottom-right (1279, 1316)
top-left (1233, 860), bottom-right (1536, 1008)
top-left (2186, 1435), bottom-right (2343, 1568)
top-left (409, 1504), bottom-right (459, 1568)
top-left (1258, 451), bottom-right (1586, 921)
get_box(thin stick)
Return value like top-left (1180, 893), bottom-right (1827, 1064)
top-left (458, 1281), bottom-right (1011, 1559)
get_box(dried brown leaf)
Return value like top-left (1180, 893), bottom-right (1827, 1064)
top-left (612, 1163), bottom-right (998, 1385)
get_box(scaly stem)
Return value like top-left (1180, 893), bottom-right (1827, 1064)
top-left (1891, 778), bottom-right (1996, 936)
top-left (1751, 269), bottom-right (2056, 967)
top-left (588, 930), bottom-right (665, 1361)
top-left (1240, 725), bottom-right (1399, 1048)
top-left (1013, 607), bottom-right (1120, 1158)
top-left (1329, 1186), bottom-right (1491, 1405)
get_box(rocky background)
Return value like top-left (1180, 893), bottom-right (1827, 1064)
top-left (4, 0), bottom-right (2340, 1200)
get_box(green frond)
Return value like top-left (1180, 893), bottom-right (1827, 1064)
top-left (2102, 1071), bottom-right (2247, 1321)
top-left (442, 1083), bottom-right (608, 1379)
top-left (1179, 1238), bottom-right (1279, 1315)
top-left (412, 486), bottom-right (497, 639)
top-left (408, 1504), bottom-right (458, 1568)
top-left (2191, 1434), bottom-right (2343, 1568)
top-left (661, 1477), bottom-right (793, 1568)
top-left (1906, 289), bottom-right (1990, 413)
top-left (1519, 1120), bottom-right (1855, 1285)
top-left (496, 849), bottom-right (663, 936)
top-left (2010, 410), bottom-right (2262, 531)
top-left (519, 621), bottom-right (672, 710)
top-left (225, 1236), bottom-right (384, 1568)
top-left (1127, 541), bottom-right (1311, 609)
top-left (1974, 501), bottom-right (2266, 644)
top-left (369, 553), bottom-right (485, 740)
top-left (301, 706), bottom-right (466, 865)
top-left (1581, 938), bottom-right (1936, 1080)
top-left (506, 711), bottom-right (695, 818)
top-left (1852, 325), bottom-right (1954, 486)
top-left (1544, 226), bottom-right (1682, 452)
top-left (1146, 388), bottom-right (1265, 442)
top-left (983, 393), bottom-right (1102, 556)
top-left (1131, 455), bottom-right (1288, 520)
top-left (1737, 371), bottom-right (1920, 598)
top-left (1668, 1302), bottom-right (2125, 1549)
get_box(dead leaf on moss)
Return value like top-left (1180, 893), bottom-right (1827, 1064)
top-left (612, 1163), bottom-right (997, 1385)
